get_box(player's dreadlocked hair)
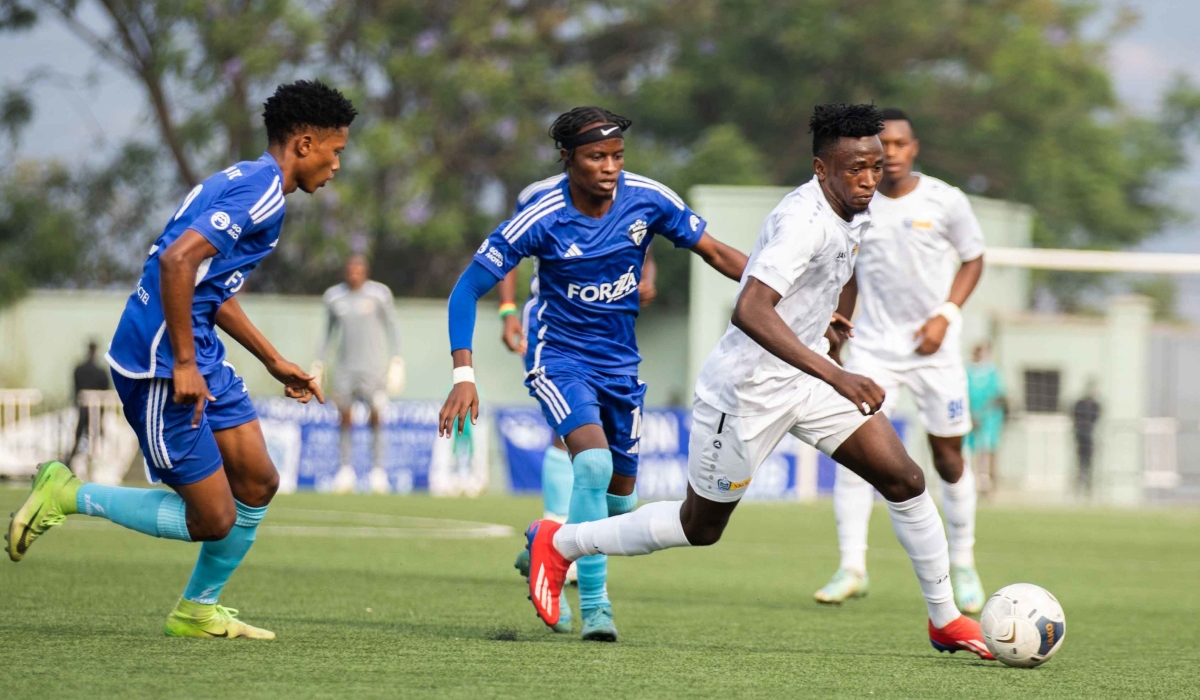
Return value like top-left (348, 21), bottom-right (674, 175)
top-left (263, 80), bottom-right (358, 145)
top-left (549, 106), bottom-right (633, 167)
top-left (809, 103), bottom-right (885, 158)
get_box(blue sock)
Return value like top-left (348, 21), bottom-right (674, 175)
top-left (183, 500), bottom-right (267, 605)
top-left (607, 489), bottom-right (637, 516)
top-left (568, 449), bottom-right (613, 612)
top-left (76, 483), bottom-right (191, 541)
top-left (542, 446), bottom-right (574, 518)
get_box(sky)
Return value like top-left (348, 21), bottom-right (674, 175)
top-left (2, 1), bottom-right (1200, 311)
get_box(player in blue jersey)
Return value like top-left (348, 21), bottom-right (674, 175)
top-left (5, 80), bottom-right (357, 639)
top-left (499, 215), bottom-right (659, 627)
top-left (439, 106), bottom-right (747, 641)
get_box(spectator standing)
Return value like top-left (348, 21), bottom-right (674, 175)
top-left (68, 340), bottom-right (111, 461)
top-left (1072, 380), bottom-right (1102, 498)
top-left (965, 342), bottom-right (1005, 496)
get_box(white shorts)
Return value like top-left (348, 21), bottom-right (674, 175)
top-left (843, 348), bottom-right (971, 438)
top-left (687, 377), bottom-right (871, 503)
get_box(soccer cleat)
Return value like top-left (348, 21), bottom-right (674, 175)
top-left (164, 598), bottom-right (276, 639)
top-left (368, 467), bottom-right (391, 494)
top-left (951, 565), bottom-right (985, 615)
top-left (929, 615), bottom-right (994, 659)
top-left (516, 548), bottom-right (577, 586)
top-left (580, 604), bottom-right (617, 642)
top-left (332, 464), bottom-right (357, 494)
top-left (551, 591), bottom-right (573, 634)
top-left (524, 519), bottom-right (570, 628)
top-left (6, 461), bottom-right (79, 563)
top-left (813, 568), bottom-right (869, 604)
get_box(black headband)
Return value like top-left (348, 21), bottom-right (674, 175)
top-left (557, 123), bottom-right (626, 150)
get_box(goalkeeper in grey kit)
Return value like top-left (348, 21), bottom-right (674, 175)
top-left (312, 254), bottom-right (405, 493)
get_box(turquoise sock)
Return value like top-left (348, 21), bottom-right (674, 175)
top-left (76, 483), bottom-right (191, 541)
top-left (542, 446), bottom-right (574, 518)
top-left (568, 448), bottom-right (613, 611)
top-left (607, 489), bottom-right (637, 516)
top-left (182, 500), bottom-right (267, 604)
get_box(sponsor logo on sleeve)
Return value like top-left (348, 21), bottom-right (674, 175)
top-left (486, 246), bottom-right (504, 267)
top-left (689, 214), bottom-right (700, 232)
top-left (716, 476), bottom-right (752, 493)
top-left (477, 239), bottom-right (489, 254)
top-left (210, 211), bottom-right (231, 231)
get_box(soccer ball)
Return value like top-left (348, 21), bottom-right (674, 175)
top-left (979, 583), bottom-right (1066, 668)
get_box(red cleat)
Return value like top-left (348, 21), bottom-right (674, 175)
top-left (525, 519), bottom-right (571, 628)
top-left (929, 615), bottom-right (995, 660)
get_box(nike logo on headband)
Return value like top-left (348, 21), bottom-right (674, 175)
top-left (600, 127), bottom-right (619, 136)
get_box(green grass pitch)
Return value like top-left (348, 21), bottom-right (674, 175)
top-left (2, 488), bottom-right (1197, 699)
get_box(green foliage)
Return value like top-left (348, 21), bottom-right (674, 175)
top-left (0, 163), bottom-right (83, 305)
top-left (3, 0), bottom-right (1199, 308)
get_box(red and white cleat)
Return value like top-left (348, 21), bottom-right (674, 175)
top-left (929, 615), bottom-right (995, 660)
top-left (525, 519), bottom-right (571, 628)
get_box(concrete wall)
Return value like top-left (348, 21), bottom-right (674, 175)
top-left (0, 290), bottom-right (690, 409)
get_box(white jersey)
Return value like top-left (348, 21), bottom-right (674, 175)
top-left (695, 177), bottom-right (870, 417)
top-left (851, 173), bottom-right (984, 368)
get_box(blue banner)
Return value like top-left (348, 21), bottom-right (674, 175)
top-left (256, 398), bottom-right (441, 493)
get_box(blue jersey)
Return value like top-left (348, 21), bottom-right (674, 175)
top-left (475, 171), bottom-right (706, 375)
top-left (107, 153), bottom-right (287, 379)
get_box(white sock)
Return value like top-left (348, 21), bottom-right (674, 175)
top-left (886, 490), bottom-right (959, 628)
top-left (553, 500), bottom-right (689, 561)
top-left (833, 465), bottom-right (874, 574)
top-left (941, 466), bottom-right (977, 569)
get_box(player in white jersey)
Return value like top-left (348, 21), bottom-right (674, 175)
top-left (813, 108), bottom-right (987, 613)
top-left (522, 104), bottom-right (993, 659)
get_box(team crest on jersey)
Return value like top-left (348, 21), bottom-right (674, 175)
top-left (689, 214), bottom-right (700, 232)
top-left (628, 219), bottom-right (648, 245)
top-left (476, 239), bottom-right (489, 254)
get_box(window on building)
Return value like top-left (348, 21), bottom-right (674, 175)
top-left (1024, 369), bottom-right (1061, 413)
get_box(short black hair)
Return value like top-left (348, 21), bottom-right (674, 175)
top-left (549, 106), bottom-right (632, 168)
top-left (809, 103), bottom-right (885, 158)
top-left (263, 80), bottom-right (358, 145)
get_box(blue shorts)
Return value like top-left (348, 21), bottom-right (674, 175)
top-left (111, 362), bottom-right (257, 486)
top-left (525, 364), bottom-right (646, 477)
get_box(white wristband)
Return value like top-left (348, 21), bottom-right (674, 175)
top-left (452, 366), bottom-right (476, 385)
top-left (935, 301), bottom-right (962, 325)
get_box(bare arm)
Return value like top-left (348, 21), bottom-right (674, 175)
top-left (948, 256), bottom-right (984, 307)
top-left (825, 272), bottom-right (858, 362)
top-left (639, 245), bottom-right (658, 306)
top-left (690, 232), bottom-right (748, 282)
top-left (732, 277), bottom-right (884, 415)
top-left (915, 255), bottom-right (984, 355)
top-left (498, 269), bottom-right (524, 353)
top-left (159, 230), bottom-right (218, 427)
top-left (215, 295), bottom-right (323, 404)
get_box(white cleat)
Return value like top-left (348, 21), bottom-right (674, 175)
top-left (368, 467), bottom-right (391, 494)
top-left (332, 464), bottom-right (358, 494)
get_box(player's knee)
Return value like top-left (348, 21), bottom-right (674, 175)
top-left (682, 519), bottom-right (726, 547)
top-left (878, 463), bottom-right (926, 502)
top-left (190, 505), bottom-right (237, 541)
top-left (572, 448), bottom-right (614, 490)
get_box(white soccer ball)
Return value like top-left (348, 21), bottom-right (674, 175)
top-left (979, 583), bottom-right (1066, 668)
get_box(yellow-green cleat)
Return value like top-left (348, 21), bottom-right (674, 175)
top-left (164, 598), bottom-right (276, 639)
top-left (6, 461), bottom-right (80, 563)
top-left (813, 568), bottom-right (869, 605)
